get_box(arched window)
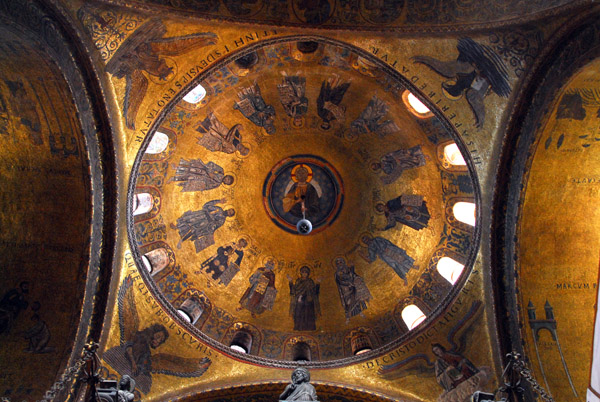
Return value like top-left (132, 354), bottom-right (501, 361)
top-left (437, 257), bottom-right (465, 285)
top-left (183, 84), bottom-right (207, 104)
top-left (145, 131), bottom-right (169, 154)
top-left (143, 248), bottom-right (169, 276)
top-left (230, 331), bottom-right (253, 354)
top-left (292, 341), bottom-right (312, 361)
top-left (402, 304), bottom-right (427, 330)
top-left (443, 143), bottom-right (467, 166)
top-left (402, 90), bottom-right (433, 118)
top-left (177, 297), bottom-right (203, 325)
top-left (453, 201), bottom-right (476, 226)
top-left (132, 193), bottom-right (153, 216)
top-left (351, 333), bottom-right (372, 355)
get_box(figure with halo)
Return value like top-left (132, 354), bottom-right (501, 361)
top-left (282, 164), bottom-right (320, 219)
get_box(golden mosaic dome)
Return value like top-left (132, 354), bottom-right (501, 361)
top-left (129, 36), bottom-right (479, 366)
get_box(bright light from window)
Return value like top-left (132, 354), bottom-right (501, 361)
top-left (230, 344), bottom-right (247, 353)
top-left (402, 304), bottom-right (427, 330)
top-left (183, 84), bottom-right (207, 104)
top-left (437, 257), bottom-right (464, 285)
top-left (176, 309), bottom-right (192, 323)
top-left (141, 255), bottom-right (152, 273)
top-left (146, 131), bottom-right (169, 154)
top-left (443, 143), bottom-right (466, 166)
top-left (133, 193), bottom-right (153, 216)
top-left (355, 348), bottom-right (372, 355)
top-left (407, 92), bottom-right (430, 114)
top-left (453, 202), bottom-right (476, 226)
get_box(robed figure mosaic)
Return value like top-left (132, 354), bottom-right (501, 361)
top-left (238, 259), bottom-right (277, 317)
top-left (103, 277), bottom-right (211, 394)
top-left (288, 266), bottom-right (321, 331)
top-left (333, 257), bottom-right (371, 320)
top-left (173, 199), bottom-right (234, 252)
top-left (169, 158), bottom-right (234, 192)
top-left (359, 236), bottom-right (416, 285)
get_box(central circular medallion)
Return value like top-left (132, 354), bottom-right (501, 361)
top-left (263, 155), bottom-right (343, 234)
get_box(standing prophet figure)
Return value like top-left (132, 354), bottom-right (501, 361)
top-left (279, 367), bottom-right (318, 401)
top-left (238, 259), bottom-right (277, 317)
top-left (371, 145), bottom-right (427, 185)
top-left (287, 266), bottom-right (321, 331)
top-left (172, 199), bottom-right (234, 252)
top-left (169, 158), bottom-right (234, 192)
top-left (359, 236), bottom-right (416, 285)
top-left (333, 257), bottom-right (371, 320)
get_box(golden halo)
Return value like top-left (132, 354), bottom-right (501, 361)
top-left (358, 232), bottom-right (373, 247)
top-left (331, 255), bottom-right (347, 268)
top-left (291, 164), bottom-right (313, 183)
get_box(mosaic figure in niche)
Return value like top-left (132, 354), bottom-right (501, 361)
top-left (172, 199), bottom-right (234, 253)
top-left (238, 259), bottom-right (277, 317)
top-left (277, 75), bottom-right (308, 126)
top-left (200, 239), bottom-right (247, 286)
top-left (349, 95), bottom-right (399, 138)
top-left (371, 145), bottom-right (427, 185)
top-left (0, 281), bottom-right (29, 335)
top-left (359, 235), bottom-right (416, 285)
top-left (412, 37), bottom-right (510, 129)
top-left (234, 82), bottom-right (276, 134)
top-left (105, 18), bottom-right (217, 130)
top-left (169, 158), bottom-right (234, 192)
top-left (377, 194), bottom-right (431, 231)
top-left (288, 266), bottom-right (321, 331)
top-left (196, 111), bottom-right (249, 156)
top-left (103, 277), bottom-right (211, 394)
top-left (282, 164), bottom-right (320, 219)
top-left (317, 75), bottom-right (350, 129)
top-left (333, 257), bottom-right (371, 320)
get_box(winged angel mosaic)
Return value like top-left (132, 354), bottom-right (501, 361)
top-left (103, 277), bottom-right (211, 394)
top-left (106, 18), bottom-right (217, 130)
top-left (413, 38), bottom-right (511, 129)
top-left (377, 301), bottom-right (490, 402)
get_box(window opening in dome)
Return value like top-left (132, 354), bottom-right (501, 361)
top-left (141, 255), bottom-right (152, 273)
top-left (132, 193), bottom-right (153, 216)
top-left (145, 131), bottom-right (169, 154)
top-left (443, 143), bottom-right (467, 166)
top-left (230, 331), bottom-right (253, 354)
top-left (144, 248), bottom-right (169, 277)
top-left (292, 342), bottom-right (312, 361)
top-left (177, 309), bottom-right (192, 323)
top-left (183, 83), bottom-right (207, 104)
top-left (453, 202), bottom-right (476, 226)
top-left (402, 304), bottom-right (427, 330)
top-left (402, 90), bottom-right (433, 118)
top-left (177, 297), bottom-right (204, 325)
top-left (437, 257), bottom-right (465, 285)
top-left (351, 333), bottom-right (373, 355)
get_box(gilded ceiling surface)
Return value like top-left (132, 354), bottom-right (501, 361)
top-left (6, 0), bottom-right (600, 401)
top-left (0, 26), bottom-right (91, 401)
top-left (128, 37), bottom-right (479, 364)
top-left (517, 57), bottom-right (600, 400)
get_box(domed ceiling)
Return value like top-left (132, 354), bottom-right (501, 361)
top-left (128, 36), bottom-right (479, 365)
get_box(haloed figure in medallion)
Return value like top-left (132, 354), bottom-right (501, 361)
top-left (282, 164), bottom-right (320, 219)
top-left (287, 266), bottom-right (321, 331)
